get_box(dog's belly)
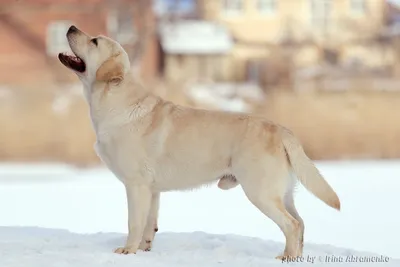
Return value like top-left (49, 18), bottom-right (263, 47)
top-left (94, 128), bottom-right (233, 190)
top-left (151, 160), bottom-right (229, 192)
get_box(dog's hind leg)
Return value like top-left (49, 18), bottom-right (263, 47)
top-left (243, 189), bottom-right (301, 259)
top-left (284, 181), bottom-right (304, 255)
top-left (236, 157), bottom-right (302, 259)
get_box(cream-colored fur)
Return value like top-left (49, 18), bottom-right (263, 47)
top-left (59, 26), bottom-right (341, 259)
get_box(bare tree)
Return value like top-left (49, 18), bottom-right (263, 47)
top-left (108, 0), bottom-right (185, 77)
top-left (107, 0), bottom-right (156, 77)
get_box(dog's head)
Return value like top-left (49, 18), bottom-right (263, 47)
top-left (58, 25), bottom-right (130, 85)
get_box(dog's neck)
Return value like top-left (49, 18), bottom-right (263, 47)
top-left (83, 73), bottom-right (160, 135)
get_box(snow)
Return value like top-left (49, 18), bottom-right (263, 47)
top-left (185, 83), bottom-right (265, 112)
top-left (159, 21), bottom-right (233, 55)
top-left (51, 84), bottom-right (83, 115)
top-left (0, 161), bottom-right (399, 266)
top-left (0, 227), bottom-right (395, 267)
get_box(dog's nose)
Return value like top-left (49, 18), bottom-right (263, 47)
top-left (67, 25), bottom-right (78, 34)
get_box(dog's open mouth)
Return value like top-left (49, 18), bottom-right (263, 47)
top-left (58, 52), bottom-right (86, 73)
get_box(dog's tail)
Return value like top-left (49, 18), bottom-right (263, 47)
top-left (282, 129), bottom-right (341, 210)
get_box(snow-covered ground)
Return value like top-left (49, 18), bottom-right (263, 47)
top-left (0, 161), bottom-right (399, 266)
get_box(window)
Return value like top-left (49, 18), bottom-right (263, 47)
top-left (310, 0), bottom-right (332, 29)
top-left (46, 21), bottom-right (72, 56)
top-left (246, 60), bottom-right (263, 84)
top-left (107, 9), bottom-right (136, 45)
top-left (311, 0), bottom-right (332, 19)
top-left (258, 0), bottom-right (276, 15)
top-left (222, 0), bottom-right (242, 15)
top-left (350, 0), bottom-right (366, 14)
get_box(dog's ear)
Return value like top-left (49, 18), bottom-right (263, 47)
top-left (96, 56), bottom-right (124, 84)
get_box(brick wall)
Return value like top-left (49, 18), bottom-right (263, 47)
top-left (0, 1), bottom-right (159, 87)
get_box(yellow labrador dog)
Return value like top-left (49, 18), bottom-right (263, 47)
top-left (58, 25), bottom-right (340, 260)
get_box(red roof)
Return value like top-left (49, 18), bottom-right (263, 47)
top-left (1, 0), bottom-right (103, 3)
top-left (0, 0), bottom-right (143, 4)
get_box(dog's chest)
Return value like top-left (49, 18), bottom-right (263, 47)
top-left (94, 131), bottom-right (154, 184)
top-left (94, 137), bottom-right (121, 177)
top-left (94, 138), bottom-right (113, 165)
top-left (94, 133), bottom-right (135, 183)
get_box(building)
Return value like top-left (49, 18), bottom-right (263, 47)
top-left (198, 0), bottom-right (387, 43)
top-left (159, 20), bottom-right (233, 82)
top-left (191, 0), bottom-right (394, 83)
top-left (0, 0), bottom-right (159, 87)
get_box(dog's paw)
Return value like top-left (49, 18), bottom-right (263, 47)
top-left (114, 247), bottom-right (137, 255)
top-left (275, 254), bottom-right (302, 262)
top-left (275, 255), bottom-right (286, 261)
top-left (139, 240), bottom-right (152, 252)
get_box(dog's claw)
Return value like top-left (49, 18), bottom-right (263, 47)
top-left (114, 247), bottom-right (136, 254)
top-left (139, 240), bottom-right (153, 251)
top-left (275, 254), bottom-right (302, 262)
top-left (276, 255), bottom-right (285, 260)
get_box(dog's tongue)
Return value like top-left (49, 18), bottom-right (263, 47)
top-left (60, 52), bottom-right (82, 63)
top-left (58, 52), bottom-right (86, 73)
top-left (60, 51), bottom-right (73, 57)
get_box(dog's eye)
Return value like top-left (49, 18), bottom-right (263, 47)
top-left (91, 38), bottom-right (98, 46)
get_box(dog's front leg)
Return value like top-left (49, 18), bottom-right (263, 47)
top-left (139, 192), bottom-right (160, 251)
top-left (114, 184), bottom-right (152, 254)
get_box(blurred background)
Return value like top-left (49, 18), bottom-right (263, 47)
top-left (1, 0), bottom-right (400, 166)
